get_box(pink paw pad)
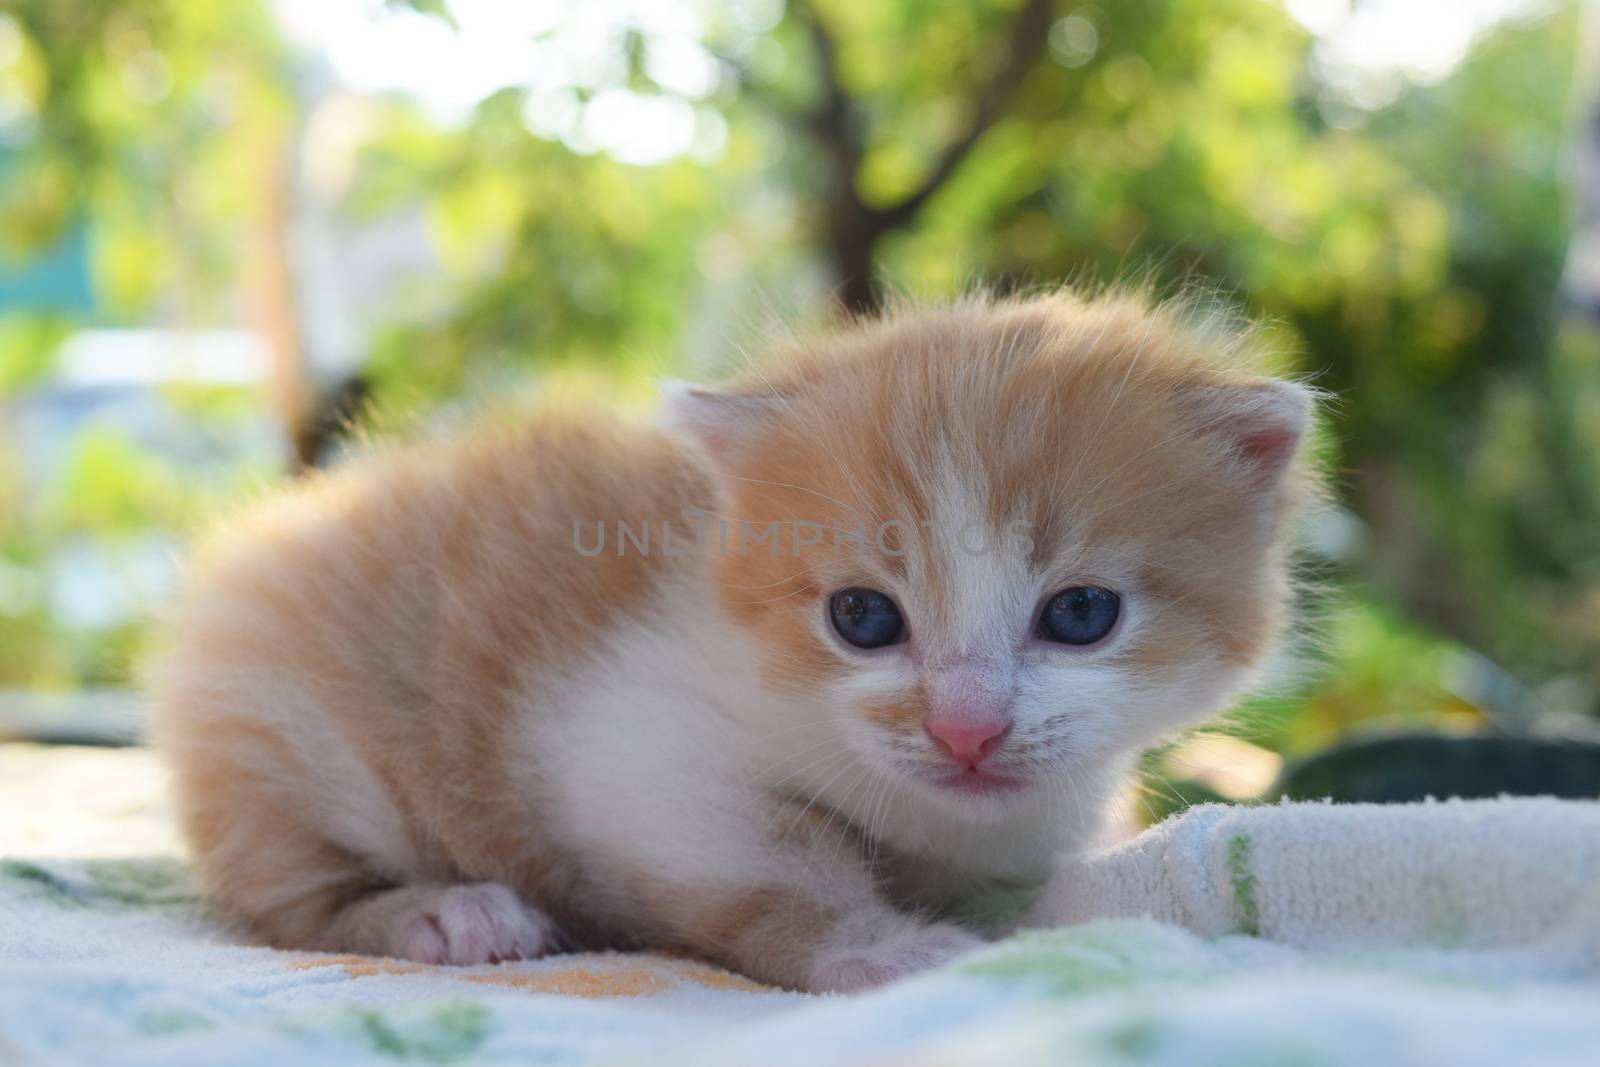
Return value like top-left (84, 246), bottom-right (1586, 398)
top-left (810, 924), bottom-right (982, 994)
top-left (400, 884), bottom-right (558, 966)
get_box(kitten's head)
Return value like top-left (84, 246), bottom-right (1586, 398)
top-left (666, 293), bottom-right (1316, 817)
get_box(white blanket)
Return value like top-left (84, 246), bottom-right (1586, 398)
top-left (1026, 796), bottom-right (1600, 978)
top-left (2, 745), bottom-right (1597, 1066)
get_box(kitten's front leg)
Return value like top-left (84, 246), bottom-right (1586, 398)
top-left (320, 882), bottom-right (561, 965)
top-left (654, 800), bottom-right (984, 993)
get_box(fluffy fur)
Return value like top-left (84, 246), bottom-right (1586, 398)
top-left (149, 292), bottom-right (1317, 992)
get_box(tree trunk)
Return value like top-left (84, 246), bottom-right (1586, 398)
top-left (787, 0), bottom-right (1058, 320)
top-left (826, 208), bottom-right (883, 316)
top-left (246, 124), bottom-right (315, 474)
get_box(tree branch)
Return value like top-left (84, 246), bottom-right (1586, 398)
top-left (791, 0), bottom-right (866, 177)
top-left (874, 0), bottom-right (1056, 232)
top-left (779, 0), bottom-right (1058, 313)
top-left (787, 0), bottom-right (881, 312)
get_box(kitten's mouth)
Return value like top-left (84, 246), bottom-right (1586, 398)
top-left (934, 765), bottom-right (1024, 796)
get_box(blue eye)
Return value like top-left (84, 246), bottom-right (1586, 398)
top-left (1039, 587), bottom-right (1121, 645)
top-left (829, 588), bottom-right (905, 649)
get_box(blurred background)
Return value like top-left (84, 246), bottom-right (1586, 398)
top-left (2, 0), bottom-right (1598, 815)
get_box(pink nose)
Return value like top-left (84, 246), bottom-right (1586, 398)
top-left (925, 716), bottom-right (1011, 767)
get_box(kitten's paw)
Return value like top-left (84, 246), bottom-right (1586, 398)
top-left (809, 922), bottom-right (982, 993)
top-left (398, 883), bottom-right (558, 966)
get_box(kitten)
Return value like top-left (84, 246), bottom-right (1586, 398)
top-left (149, 292), bottom-right (1315, 993)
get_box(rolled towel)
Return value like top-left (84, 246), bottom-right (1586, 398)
top-left (1023, 796), bottom-right (1600, 974)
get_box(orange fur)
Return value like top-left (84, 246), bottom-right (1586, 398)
top-left (149, 291), bottom-right (1317, 991)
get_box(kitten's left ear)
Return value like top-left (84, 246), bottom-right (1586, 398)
top-left (659, 380), bottom-right (791, 462)
top-left (1179, 377), bottom-right (1313, 492)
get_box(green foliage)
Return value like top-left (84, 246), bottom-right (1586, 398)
top-left (0, 0), bottom-right (290, 323)
top-left (0, 313), bottom-right (71, 391)
top-left (48, 428), bottom-right (207, 536)
top-left (348, 90), bottom-right (723, 413)
top-left (1221, 593), bottom-right (1488, 758)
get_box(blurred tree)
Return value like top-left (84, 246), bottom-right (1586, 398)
top-left (722, 0), bottom-right (1056, 314)
top-left (0, 0), bottom-right (293, 689)
top-left (347, 91), bottom-right (721, 412)
top-left (1566, 3), bottom-right (1600, 328)
top-left (0, 0), bottom-right (291, 332)
top-left (0, 0), bottom-right (322, 466)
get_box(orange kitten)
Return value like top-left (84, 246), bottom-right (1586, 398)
top-left (149, 292), bottom-right (1315, 992)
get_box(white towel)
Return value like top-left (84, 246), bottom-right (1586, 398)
top-left (3, 748), bottom-right (1600, 1065)
top-left (1024, 796), bottom-right (1600, 976)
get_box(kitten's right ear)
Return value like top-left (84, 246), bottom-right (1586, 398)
top-left (659, 380), bottom-right (790, 462)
